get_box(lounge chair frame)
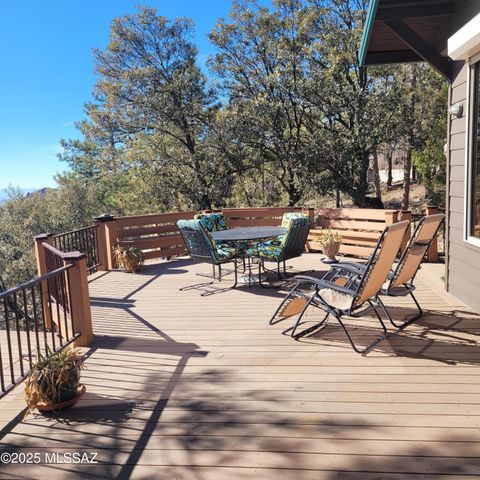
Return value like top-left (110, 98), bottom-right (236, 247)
top-left (270, 221), bottom-right (410, 353)
top-left (334, 213), bottom-right (445, 330)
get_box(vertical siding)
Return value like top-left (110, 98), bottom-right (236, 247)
top-left (447, 62), bottom-right (480, 312)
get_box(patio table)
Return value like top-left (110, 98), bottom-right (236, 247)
top-left (211, 226), bottom-right (286, 285)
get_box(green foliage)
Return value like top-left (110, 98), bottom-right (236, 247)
top-left (0, 180), bottom-right (105, 287)
top-left (413, 114), bottom-right (447, 207)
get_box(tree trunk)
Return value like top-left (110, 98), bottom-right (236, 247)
top-left (402, 150), bottom-right (412, 210)
top-left (372, 150), bottom-right (382, 200)
top-left (387, 152), bottom-right (393, 187)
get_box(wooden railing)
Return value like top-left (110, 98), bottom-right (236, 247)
top-left (53, 225), bottom-right (100, 274)
top-left (34, 235), bottom-right (93, 348)
top-left (307, 207), bottom-right (437, 261)
top-left (0, 237), bottom-right (94, 399)
top-left (45, 206), bottom-right (441, 279)
top-left (0, 265), bottom-right (79, 399)
top-left (307, 208), bottom-right (401, 258)
top-left (222, 207), bottom-right (315, 228)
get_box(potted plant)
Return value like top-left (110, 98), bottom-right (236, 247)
top-left (25, 346), bottom-right (85, 414)
top-left (113, 244), bottom-right (145, 273)
top-left (316, 229), bottom-right (342, 263)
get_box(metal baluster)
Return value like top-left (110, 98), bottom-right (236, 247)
top-left (66, 269), bottom-right (76, 339)
top-left (53, 274), bottom-right (64, 347)
top-left (47, 278), bottom-right (56, 351)
top-left (30, 286), bottom-right (42, 360)
top-left (12, 292), bottom-right (24, 377)
top-left (22, 289), bottom-right (33, 369)
top-left (61, 270), bottom-right (70, 341)
top-left (55, 274), bottom-right (65, 346)
top-left (2, 298), bottom-right (15, 385)
top-left (0, 311), bottom-right (5, 391)
top-left (38, 281), bottom-right (49, 355)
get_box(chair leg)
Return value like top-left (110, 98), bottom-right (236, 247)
top-left (292, 307), bottom-right (329, 339)
top-left (332, 302), bottom-right (388, 354)
top-left (196, 263), bottom-right (217, 280)
top-left (232, 259), bottom-right (238, 289)
top-left (378, 290), bottom-right (423, 330)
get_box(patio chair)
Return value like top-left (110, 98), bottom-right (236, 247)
top-left (248, 213), bottom-right (311, 278)
top-left (177, 218), bottom-right (239, 294)
top-left (333, 213), bottom-right (445, 329)
top-left (269, 220), bottom-right (410, 353)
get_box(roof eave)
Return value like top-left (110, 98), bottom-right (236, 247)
top-left (359, 0), bottom-right (380, 67)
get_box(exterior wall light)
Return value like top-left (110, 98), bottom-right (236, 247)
top-left (449, 102), bottom-right (463, 118)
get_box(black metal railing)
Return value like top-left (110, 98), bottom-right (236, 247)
top-left (43, 242), bottom-right (71, 318)
top-left (0, 266), bottom-right (79, 399)
top-left (53, 225), bottom-right (100, 274)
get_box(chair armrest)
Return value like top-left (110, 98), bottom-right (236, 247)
top-left (294, 275), bottom-right (356, 296)
top-left (334, 262), bottom-right (367, 275)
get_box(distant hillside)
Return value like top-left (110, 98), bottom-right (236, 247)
top-left (0, 188), bottom-right (41, 203)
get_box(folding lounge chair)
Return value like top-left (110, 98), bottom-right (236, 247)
top-left (269, 220), bottom-right (410, 353)
top-left (333, 213), bottom-right (445, 329)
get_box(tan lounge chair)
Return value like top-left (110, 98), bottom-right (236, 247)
top-left (334, 213), bottom-right (445, 329)
top-left (270, 220), bottom-right (410, 353)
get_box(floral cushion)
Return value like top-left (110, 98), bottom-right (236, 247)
top-left (216, 245), bottom-right (237, 261)
top-left (246, 243), bottom-right (282, 261)
top-left (194, 213), bottom-right (227, 232)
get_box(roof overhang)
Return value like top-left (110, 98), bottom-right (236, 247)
top-left (359, 0), bottom-right (455, 80)
top-left (448, 12), bottom-right (480, 60)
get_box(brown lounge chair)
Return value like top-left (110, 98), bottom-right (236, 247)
top-left (333, 213), bottom-right (445, 329)
top-left (269, 220), bottom-right (410, 353)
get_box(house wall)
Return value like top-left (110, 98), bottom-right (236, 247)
top-left (446, 61), bottom-right (480, 312)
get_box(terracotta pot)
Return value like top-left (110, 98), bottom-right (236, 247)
top-left (322, 242), bottom-right (340, 259)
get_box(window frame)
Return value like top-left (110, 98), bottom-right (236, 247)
top-left (464, 53), bottom-right (480, 248)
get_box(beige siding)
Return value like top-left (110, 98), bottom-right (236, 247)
top-left (447, 61), bottom-right (480, 312)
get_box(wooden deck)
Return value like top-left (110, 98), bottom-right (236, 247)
top-left (1, 253), bottom-right (480, 479)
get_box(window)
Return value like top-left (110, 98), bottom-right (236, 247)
top-left (469, 61), bottom-right (480, 240)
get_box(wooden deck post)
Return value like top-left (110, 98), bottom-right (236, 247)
top-left (384, 210), bottom-right (399, 226)
top-left (93, 214), bottom-right (115, 271)
top-left (34, 234), bottom-right (53, 328)
top-left (100, 215), bottom-right (118, 269)
top-left (63, 252), bottom-right (93, 347)
top-left (304, 208), bottom-right (316, 252)
top-left (426, 206), bottom-right (440, 262)
top-left (400, 210), bottom-right (412, 253)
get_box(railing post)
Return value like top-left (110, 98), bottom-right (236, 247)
top-left (426, 206), bottom-right (440, 262)
top-left (63, 252), bottom-right (93, 347)
top-left (384, 210), bottom-right (399, 226)
top-left (34, 234), bottom-right (53, 328)
top-left (93, 214), bottom-right (116, 271)
top-left (303, 208), bottom-right (315, 252)
top-left (400, 210), bottom-right (412, 253)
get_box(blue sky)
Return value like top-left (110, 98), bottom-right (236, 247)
top-left (0, 1), bottom-right (237, 190)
